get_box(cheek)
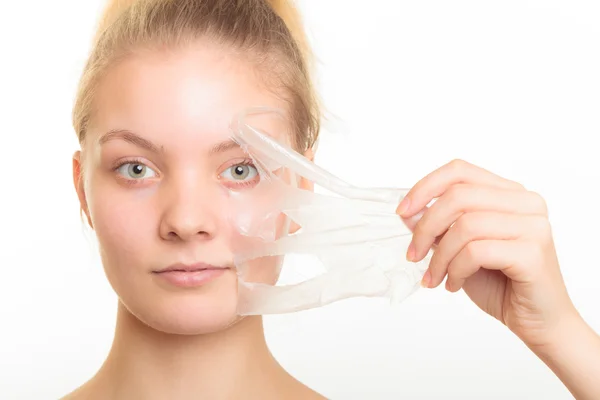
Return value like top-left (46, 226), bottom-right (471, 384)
top-left (229, 170), bottom-right (299, 287)
top-left (87, 180), bottom-right (159, 274)
top-left (236, 211), bottom-right (289, 286)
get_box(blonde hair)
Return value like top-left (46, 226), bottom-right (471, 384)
top-left (72, 0), bottom-right (320, 152)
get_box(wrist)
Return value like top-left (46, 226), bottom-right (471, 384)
top-left (526, 309), bottom-right (600, 400)
top-left (526, 306), bottom-right (585, 356)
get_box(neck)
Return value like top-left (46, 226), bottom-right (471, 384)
top-left (90, 302), bottom-right (293, 399)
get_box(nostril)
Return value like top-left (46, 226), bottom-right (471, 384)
top-left (165, 230), bottom-right (211, 241)
top-left (159, 208), bottom-right (217, 240)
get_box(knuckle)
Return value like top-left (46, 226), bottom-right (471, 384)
top-left (529, 217), bottom-right (554, 250)
top-left (444, 184), bottom-right (464, 206)
top-left (520, 241), bottom-right (546, 270)
top-left (530, 215), bottom-right (551, 234)
top-left (463, 241), bottom-right (480, 262)
top-left (453, 213), bottom-right (478, 239)
top-left (510, 181), bottom-right (526, 191)
top-left (448, 158), bottom-right (468, 170)
top-left (528, 191), bottom-right (549, 215)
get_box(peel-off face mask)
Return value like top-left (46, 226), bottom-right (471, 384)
top-left (226, 107), bottom-right (431, 315)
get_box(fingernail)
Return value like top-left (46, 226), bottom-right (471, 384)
top-left (397, 197), bottom-right (411, 216)
top-left (406, 241), bottom-right (416, 261)
top-left (421, 269), bottom-right (431, 288)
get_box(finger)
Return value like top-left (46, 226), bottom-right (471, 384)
top-left (426, 212), bottom-right (548, 288)
top-left (444, 239), bottom-right (538, 292)
top-left (402, 208), bottom-right (447, 249)
top-left (400, 207), bottom-right (427, 232)
top-left (396, 159), bottom-right (524, 218)
top-left (410, 185), bottom-right (548, 261)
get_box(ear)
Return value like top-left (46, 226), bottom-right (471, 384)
top-left (297, 147), bottom-right (315, 192)
top-left (72, 151), bottom-right (93, 229)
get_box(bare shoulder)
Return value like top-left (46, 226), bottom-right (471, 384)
top-left (302, 386), bottom-right (328, 399)
top-left (280, 375), bottom-right (328, 400)
top-left (59, 380), bottom-right (104, 400)
top-left (280, 384), bottom-right (327, 400)
top-left (59, 387), bottom-right (84, 400)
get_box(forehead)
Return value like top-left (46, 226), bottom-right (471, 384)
top-left (89, 43), bottom-right (289, 146)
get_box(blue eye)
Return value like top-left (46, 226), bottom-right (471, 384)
top-left (221, 163), bottom-right (258, 181)
top-left (116, 162), bottom-right (157, 179)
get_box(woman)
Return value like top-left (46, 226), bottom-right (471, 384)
top-left (64, 0), bottom-right (600, 398)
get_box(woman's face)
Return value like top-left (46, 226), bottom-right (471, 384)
top-left (74, 43), bottom-right (292, 334)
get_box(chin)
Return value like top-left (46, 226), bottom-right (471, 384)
top-left (119, 272), bottom-right (244, 335)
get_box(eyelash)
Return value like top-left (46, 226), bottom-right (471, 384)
top-left (112, 157), bottom-right (260, 188)
top-left (220, 159), bottom-right (260, 189)
top-left (113, 157), bottom-right (152, 186)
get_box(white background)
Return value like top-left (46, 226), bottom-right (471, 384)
top-left (1, 1), bottom-right (599, 399)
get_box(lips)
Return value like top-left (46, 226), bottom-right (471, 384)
top-left (152, 262), bottom-right (231, 288)
top-left (154, 262), bottom-right (230, 273)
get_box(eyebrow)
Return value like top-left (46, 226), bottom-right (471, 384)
top-left (99, 129), bottom-right (163, 154)
top-left (99, 129), bottom-right (242, 155)
top-left (209, 139), bottom-right (241, 154)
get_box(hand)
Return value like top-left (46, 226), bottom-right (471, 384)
top-left (397, 159), bottom-right (578, 349)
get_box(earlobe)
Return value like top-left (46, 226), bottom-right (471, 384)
top-left (304, 147), bottom-right (315, 162)
top-left (299, 148), bottom-right (315, 192)
top-left (72, 151), bottom-right (93, 229)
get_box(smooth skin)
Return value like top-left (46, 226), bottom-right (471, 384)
top-left (64, 44), bottom-right (326, 400)
top-left (63, 38), bottom-right (596, 399)
top-left (398, 159), bottom-right (600, 400)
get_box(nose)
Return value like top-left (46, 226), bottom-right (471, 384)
top-left (159, 177), bottom-right (220, 243)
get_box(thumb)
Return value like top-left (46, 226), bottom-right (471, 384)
top-left (400, 207), bottom-right (426, 233)
top-left (400, 206), bottom-right (445, 249)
